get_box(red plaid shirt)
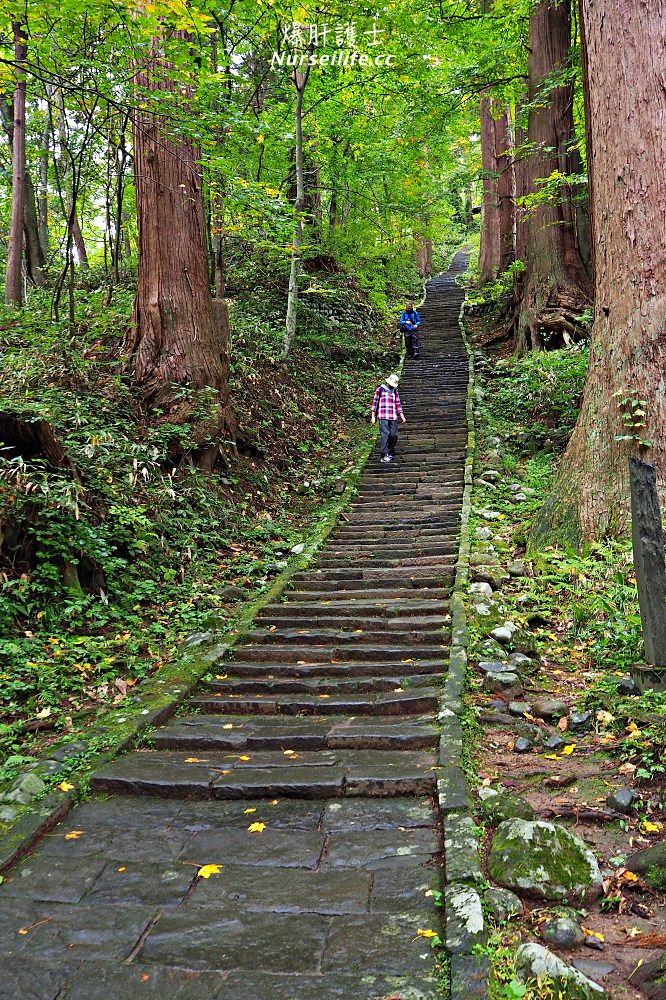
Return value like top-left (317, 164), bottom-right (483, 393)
top-left (372, 383), bottom-right (403, 420)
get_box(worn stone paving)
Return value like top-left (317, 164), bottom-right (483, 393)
top-left (0, 254), bottom-right (468, 1000)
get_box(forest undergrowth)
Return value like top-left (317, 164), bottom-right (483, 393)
top-left (464, 308), bottom-right (666, 999)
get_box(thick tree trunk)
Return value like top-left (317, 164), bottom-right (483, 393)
top-left (5, 23), bottom-right (27, 306)
top-left (494, 102), bottom-right (515, 273)
top-left (416, 235), bottom-right (433, 278)
top-left (126, 25), bottom-right (233, 457)
top-left (478, 93), bottom-right (500, 284)
top-left (1, 99), bottom-right (48, 288)
top-left (513, 101), bottom-right (529, 263)
top-left (533, 0), bottom-right (666, 544)
top-left (283, 67), bottom-right (309, 359)
top-left (515, 0), bottom-right (592, 354)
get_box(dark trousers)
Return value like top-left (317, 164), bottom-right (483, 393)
top-left (379, 418), bottom-right (398, 457)
top-left (402, 327), bottom-right (420, 356)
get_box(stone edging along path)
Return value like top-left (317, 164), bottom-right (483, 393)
top-left (0, 250), bottom-right (487, 1000)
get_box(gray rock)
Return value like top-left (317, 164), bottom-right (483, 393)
top-left (618, 676), bottom-right (638, 695)
top-left (478, 510), bottom-right (501, 521)
top-left (444, 884), bottom-right (486, 954)
top-left (470, 551), bottom-right (498, 566)
top-left (532, 699), bottom-right (568, 720)
top-left (584, 937), bottom-right (605, 952)
top-left (572, 960), bottom-right (615, 982)
top-left (606, 787), bottom-right (637, 814)
top-left (478, 787), bottom-right (535, 824)
top-left (484, 887), bottom-right (524, 923)
top-left (508, 561), bottom-right (526, 577)
top-left (508, 701), bottom-right (531, 716)
top-left (488, 819), bottom-right (603, 903)
top-left (513, 492), bottom-right (527, 501)
top-left (481, 469), bottom-right (501, 481)
top-left (479, 639), bottom-right (511, 660)
top-left (483, 672), bottom-right (520, 693)
top-left (0, 804), bottom-right (21, 823)
top-left (626, 840), bottom-right (666, 888)
top-left (491, 627), bottom-right (513, 644)
top-left (514, 737), bottom-right (533, 754)
top-left (4, 772), bottom-right (47, 804)
top-left (290, 542), bottom-right (305, 554)
top-left (508, 652), bottom-right (534, 671)
top-left (216, 585), bottom-right (247, 601)
top-left (476, 527), bottom-right (493, 540)
top-left (470, 601), bottom-right (493, 617)
top-left (543, 734), bottom-right (566, 752)
top-left (182, 631), bottom-right (213, 649)
top-left (473, 568), bottom-right (510, 588)
top-left (569, 711), bottom-right (593, 733)
top-left (542, 916), bottom-right (585, 949)
top-left (516, 944), bottom-right (606, 996)
top-left (628, 949), bottom-right (666, 997)
top-left (477, 660), bottom-right (508, 675)
top-left (469, 582), bottom-right (493, 597)
top-left (49, 740), bottom-right (89, 761)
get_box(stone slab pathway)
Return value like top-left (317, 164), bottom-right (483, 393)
top-left (0, 253), bottom-right (468, 999)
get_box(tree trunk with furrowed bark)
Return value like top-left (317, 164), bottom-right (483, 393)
top-left (126, 22), bottom-right (233, 462)
top-left (533, 0), bottom-right (666, 544)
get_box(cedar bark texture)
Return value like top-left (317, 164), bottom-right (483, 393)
top-left (127, 27), bottom-right (232, 455)
top-left (516, 0), bottom-right (591, 353)
top-left (478, 93), bottom-right (500, 284)
top-left (534, 0), bottom-right (666, 543)
top-left (494, 103), bottom-right (515, 274)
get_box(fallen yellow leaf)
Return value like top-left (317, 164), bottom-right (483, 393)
top-left (215, 674), bottom-right (228, 680)
top-left (319, 694), bottom-right (330, 699)
top-left (64, 830), bottom-right (83, 840)
top-left (561, 744), bottom-right (576, 756)
top-left (417, 928), bottom-right (438, 938)
top-left (222, 724), bottom-right (234, 730)
top-left (641, 821), bottom-right (662, 834)
top-left (244, 807), bottom-right (257, 814)
top-left (56, 781), bottom-right (75, 792)
top-left (239, 755), bottom-right (251, 761)
top-left (581, 927), bottom-right (605, 941)
top-left (621, 870), bottom-right (639, 882)
top-left (197, 864), bottom-right (223, 879)
top-left (184, 757), bottom-right (205, 764)
top-left (544, 754), bottom-right (560, 760)
top-left (117, 867), bottom-right (126, 872)
top-left (248, 822), bottom-right (267, 833)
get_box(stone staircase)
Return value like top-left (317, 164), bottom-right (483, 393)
top-left (0, 251), bottom-right (469, 1000)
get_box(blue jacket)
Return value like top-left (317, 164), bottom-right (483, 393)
top-left (400, 308), bottom-right (421, 329)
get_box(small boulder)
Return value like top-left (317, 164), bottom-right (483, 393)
top-left (515, 944), bottom-right (606, 997)
top-left (491, 626), bottom-right (514, 644)
top-left (471, 551), bottom-right (499, 566)
top-left (477, 660), bottom-right (508, 675)
top-left (532, 698), bottom-right (568, 720)
top-left (626, 840), bottom-right (666, 889)
top-left (508, 561), bottom-right (526, 577)
top-left (484, 887), bottom-right (524, 922)
top-left (514, 737), bottom-right (533, 754)
top-left (444, 885), bottom-right (486, 954)
top-left (618, 675), bottom-right (638, 695)
top-left (476, 526), bottom-right (493, 540)
top-left (483, 672), bottom-right (520, 693)
top-left (216, 585), bottom-right (246, 602)
top-left (478, 786), bottom-right (535, 824)
top-left (4, 773), bottom-right (47, 805)
top-left (569, 711), bottom-right (593, 733)
top-left (508, 651), bottom-right (534, 671)
top-left (542, 916), bottom-right (585, 949)
top-left (469, 582), bottom-right (493, 598)
top-left (488, 819), bottom-right (603, 903)
top-left (543, 734), bottom-right (566, 752)
top-left (508, 701), bottom-right (531, 716)
top-left (606, 787), bottom-right (637, 815)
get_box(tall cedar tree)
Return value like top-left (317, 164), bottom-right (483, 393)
top-left (478, 93), bottom-right (501, 284)
top-left (126, 23), bottom-right (233, 459)
top-left (515, 0), bottom-right (591, 354)
top-left (5, 23), bottom-right (27, 305)
top-left (534, 0), bottom-right (666, 543)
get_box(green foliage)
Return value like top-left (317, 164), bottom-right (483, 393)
top-left (0, 279), bottom-right (389, 763)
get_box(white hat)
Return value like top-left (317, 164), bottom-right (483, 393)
top-left (386, 373), bottom-right (399, 388)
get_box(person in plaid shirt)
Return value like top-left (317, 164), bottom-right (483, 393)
top-left (370, 373), bottom-right (406, 463)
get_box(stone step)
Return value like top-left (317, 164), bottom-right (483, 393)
top-left (254, 614), bottom-right (449, 631)
top-left (229, 643), bottom-right (447, 663)
top-left (189, 688), bottom-right (440, 717)
top-left (241, 627), bottom-right (445, 645)
top-left (296, 569), bottom-right (454, 586)
top-left (215, 658), bottom-right (444, 679)
top-left (205, 673), bottom-right (437, 696)
top-left (287, 582), bottom-right (453, 599)
top-left (150, 713), bottom-right (439, 752)
top-left (314, 554), bottom-right (456, 568)
top-left (92, 748), bottom-right (439, 799)
top-left (259, 598), bottom-right (449, 617)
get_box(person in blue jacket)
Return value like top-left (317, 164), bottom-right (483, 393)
top-left (399, 300), bottom-right (422, 358)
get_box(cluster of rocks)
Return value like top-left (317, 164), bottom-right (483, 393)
top-left (300, 291), bottom-right (378, 333)
top-left (0, 740), bottom-right (89, 823)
